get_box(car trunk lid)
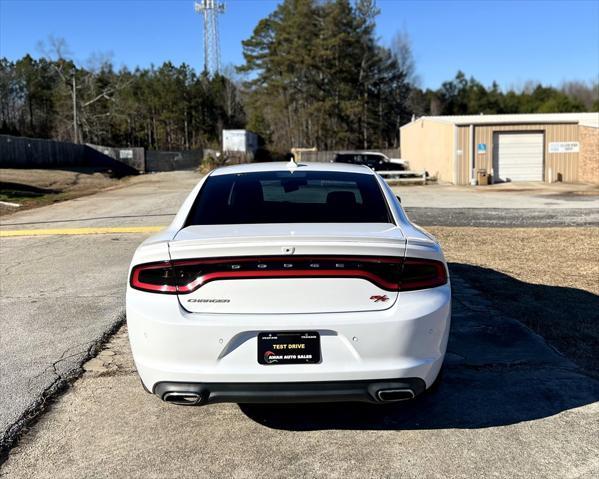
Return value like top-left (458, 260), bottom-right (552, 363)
top-left (170, 223), bottom-right (405, 314)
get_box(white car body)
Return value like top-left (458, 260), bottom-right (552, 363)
top-left (126, 162), bottom-right (450, 405)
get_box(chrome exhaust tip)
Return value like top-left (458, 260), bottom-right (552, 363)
top-left (163, 391), bottom-right (203, 406)
top-left (376, 388), bottom-right (415, 402)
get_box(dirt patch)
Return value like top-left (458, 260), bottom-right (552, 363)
top-left (0, 169), bottom-right (126, 216)
top-left (430, 226), bottom-right (599, 377)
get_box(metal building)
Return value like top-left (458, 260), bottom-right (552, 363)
top-left (400, 113), bottom-right (599, 184)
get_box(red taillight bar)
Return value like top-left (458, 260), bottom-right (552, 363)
top-left (177, 269), bottom-right (399, 293)
top-left (129, 256), bottom-right (448, 294)
top-left (172, 255), bottom-right (403, 267)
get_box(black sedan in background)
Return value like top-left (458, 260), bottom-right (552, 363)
top-left (333, 151), bottom-right (408, 171)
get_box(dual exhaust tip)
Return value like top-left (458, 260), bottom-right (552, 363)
top-left (162, 388), bottom-right (415, 405)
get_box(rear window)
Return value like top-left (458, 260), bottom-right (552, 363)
top-left (185, 170), bottom-right (393, 225)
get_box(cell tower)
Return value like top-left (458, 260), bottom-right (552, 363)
top-left (194, 0), bottom-right (225, 76)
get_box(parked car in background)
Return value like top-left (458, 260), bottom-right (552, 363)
top-left (333, 151), bottom-right (408, 171)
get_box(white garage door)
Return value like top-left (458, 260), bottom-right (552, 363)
top-left (493, 132), bottom-right (544, 182)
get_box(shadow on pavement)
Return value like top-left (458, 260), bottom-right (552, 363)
top-left (449, 263), bottom-right (599, 377)
top-left (239, 264), bottom-right (599, 431)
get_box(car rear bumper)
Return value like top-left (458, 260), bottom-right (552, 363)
top-left (126, 284), bottom-right (451, 399)
top-left (154, 378), bottom-right (427, 405)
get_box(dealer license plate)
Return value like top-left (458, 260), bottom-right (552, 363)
top-left (257, 331), bottom-right (321, 365)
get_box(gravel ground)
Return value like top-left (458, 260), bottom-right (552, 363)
top-left (430, 226), bottom-right (599, 377)
top-left (405, 207), bottom-right (599, 227)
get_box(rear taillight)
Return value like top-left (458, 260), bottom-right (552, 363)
top-left (400, 259), bottom-right (448, 291)
top-left (129, 256), bottom-right (447, 294)
top-left (130, 261), bottom-right (178, 293)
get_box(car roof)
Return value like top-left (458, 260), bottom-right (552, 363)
top-left (210, 161), bottom-right (375, 176)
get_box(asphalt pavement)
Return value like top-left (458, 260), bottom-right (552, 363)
top-left (1, 171), bottom-right (598, 474)
top-left (2, 274), bottom-right (598, 478)
top-left (0, 172), bottom-right (199, 454)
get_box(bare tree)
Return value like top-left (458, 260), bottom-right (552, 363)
top-left (221, 64), bottom-right (242, 118)
top-left (390, 30), bottom-right (420, 87)
top-left (37, 36), bottom-right (80, 141)
top-left (36, 34), bottom-right (72, 61)
top-left (85, 51), bottom-right (115, 73)
top-left (561, 80), bottom-right (598, 110)
top-left (36, 36), bottom-right (130, 143)
top-left (522, 80), bottom-right (541, 95)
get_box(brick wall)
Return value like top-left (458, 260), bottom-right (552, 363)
top-left (578, 126), bottom-right (599, 183)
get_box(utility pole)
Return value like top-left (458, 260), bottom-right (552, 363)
top-left (71, 74), bottom-right (78, 143)
top-left (194, 0), bottom-right (225, 76)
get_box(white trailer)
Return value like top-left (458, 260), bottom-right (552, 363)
top-left (222, 130), bottom-right (258, 154)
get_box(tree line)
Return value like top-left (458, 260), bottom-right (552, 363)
top-left (1, 0), bottom-right (597, 153)
top-left (410, 72), bottom-right (598, 118)
top-left (0, 47), bottom-right (245, 150)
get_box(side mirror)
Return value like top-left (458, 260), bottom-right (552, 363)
top-left (396, 195), bottom-right (401, 203)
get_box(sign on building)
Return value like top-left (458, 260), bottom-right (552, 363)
top-left (548, 142), bottom-right (579, 153)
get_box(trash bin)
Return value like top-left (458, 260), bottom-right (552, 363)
top-left (477, 169), bottom-right (489, 185)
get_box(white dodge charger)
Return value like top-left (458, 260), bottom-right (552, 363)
top-left (126, 161), bottom-right (451, 405)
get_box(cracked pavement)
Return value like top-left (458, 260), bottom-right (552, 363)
top-left (0, 234), bottom-right (132, 452)
top-left (0, 172), bottom-right (200, 455)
